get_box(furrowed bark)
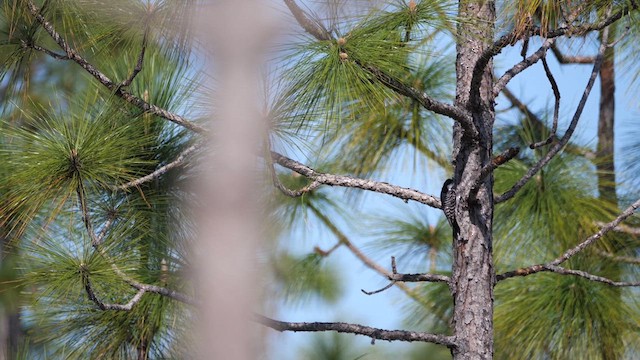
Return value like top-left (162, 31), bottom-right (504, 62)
top-left (450, 1), bottom-right (496, 359)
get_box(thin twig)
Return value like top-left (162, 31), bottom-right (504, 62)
top-left (596, 250), bottom-right (640, 265)
top-left (496, 27), bottom-right (609, 204)
top-left (492, 38), bottom-right (555, 98)
top-left (21, 40), bottom-right (69, 60)
top-left (475, 2), bottom-right (637, 104)
top-left (544, 265), bottom-right (640, 287)
top-left (497, 196), bottom-right (640, 281)
top-left (500, 88), bottom-right (596, 159)
top-left (118, 143), bottom-right (200, 190)
top-left (529, 57), bottom-right (560, 149)
top-left (271, 151), bottom-right (441, 208)
top-left (119, 30), bottom-right (148, 87)
top-left (255, 314), bottom-right (457, 347)
top-left (83, 270), bottom-right (147, 311)
top-left (362, 282), bottom-right (396, 295)
top-left (550, 43), bottom-right (595, 64)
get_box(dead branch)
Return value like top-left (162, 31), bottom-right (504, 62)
top-left (271, 151), bottom-right (441, 208)
top-left (496, 27), bottom-right (609, 204)
top-left (255, 314), bottom-right (457, 347)
top-left (497, 196), bottom-right (640, 281)
top-left (529, 57), bottom-right (560, 149)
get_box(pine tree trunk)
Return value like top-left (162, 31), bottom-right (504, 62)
top-left (597, 30), bottom-right (616, 204)
top-left (597, 28), bottom-right (621, 360)
top-left (450, 1), bottom-right (496, 359)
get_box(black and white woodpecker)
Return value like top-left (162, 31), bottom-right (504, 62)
top-left (440, 178), bottom-right (459, 237)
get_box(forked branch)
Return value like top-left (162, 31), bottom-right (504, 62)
top-left (497, 197), bottom-right (640, 282)
top-left (496, 27), bottom-right (609, 204)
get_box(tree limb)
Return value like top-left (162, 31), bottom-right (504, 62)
top-left (118, 143), bottom-right (200, 190)
top-left (497, 196), bottom-right (640, 281)
top-left (474, 2), bottom-right (637, 104)
top-left (550, 43), bottom-right (595, 64)
top-left (500, 88), bottom-right (596, 159)
top-left (492, 38), bottom-right (554, 100)
top-left (282, 0), bottom-right (473, 131)
top-left (495, 27), bottom-right (608, 204)
top-left (529, 57), bottom-right (560, 149)
top-left (25, 0), bottom-right (205, 133)
top-left (119, 29), bottom-right (148, 87)
top-left (282, 0), bottom-right (331, 41)
top-left (76, 172), bottom-right (197, 307)
top-left (82, 270), bottom-right (147, 311)
top-left (254, 314), bottom-right (457, 347)
top-left (271, 151), bottom-right (441, 208)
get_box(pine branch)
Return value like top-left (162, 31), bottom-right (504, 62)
top-left (82, 271), bottom-right (146, 311)
top-left (119, 29), bottom-right (148, 87)
top-left (309, 206), bottom-right (447, 312)
top-left (282, 0), bottom-right (474, 131)
top-left (254, 314), bottom-right (457, 347)
top-left (271, 151), bottom-right (441, 208)
top-left (76, 176), bottom-right (197, 307)
top-left (497, 197), bottom-right (640, 281)
top-left (118, 143), bottom-right (200, 190)
top-left (495, 27), bottom-right (608, 204)
top-left (25, 0), bottom-right (205, 133)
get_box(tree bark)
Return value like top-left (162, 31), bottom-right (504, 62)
top-left (597, 30), bottom-right (616, 204)
top-left (450, 1), bottom-right (496, 359)
top-left (597, 28), bottom-right (621, 360)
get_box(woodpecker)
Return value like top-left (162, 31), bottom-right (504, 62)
top-left (440, 178), bottom-right (458, 237)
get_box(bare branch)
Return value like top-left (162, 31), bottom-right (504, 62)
top-left (596, 250), bottom-right (640, 265)
top-left (480, 147), bottom-right (520, 180)
top-left (282, 0), bottom-right (331, 41)
top-left (21, 40), bottom-right (69, 60)
top-left (82, 270), bottom-right (146, 311)
top-left (25, 0), bottom-right (205, 134)
top-left (545, 265), bottom-right (640, 286)
top-left (118, 143), bottom-right (200, 190)
top-left (388, 273), bottom-right (450, 283)
top-left (529, 57), bottom-right (560, 149)
top-left (550, 43), bottom-right (595, 64)
top-left (497, 197), bottom-right (640, 281)
top-left (475, 3), bottom-right (637, 103)
top-left (271, 151), bottom-right (441, 208)
top-left (496, 27), bottom-right (609, 204)
top-left (119, 30), bottom-right (148, 87)
top-left (361, 282), bottom-right (396, 295)
top-left (255, 314), bottom-right (457, 347)
top-left (492, 38), bottom-right (555, 99)
top-left (595, 221), bottom-right (640, 236)
top-left (500, 88), bottom-right (596, 159)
